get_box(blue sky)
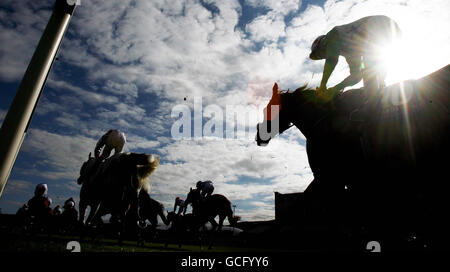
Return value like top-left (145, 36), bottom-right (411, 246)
top-left (0, 0), bottom-right (449, 221)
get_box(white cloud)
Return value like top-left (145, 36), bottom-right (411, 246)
top-left (125, 134), bottom-right (160, 151)
top-left (245, 0), bottom-right (301, 15)
top-left (20, 129), bottom-right (97, 181)
top-left (245, 11), bottom-right (286, 43)
top-left (46, 79), bottom-right (119, 106)
top-left (0, 1), bottom-right (52, 81)
top-left (237, 200), bottom-right (275, 221)
top-left (3, 179), bottom-right (34, 194)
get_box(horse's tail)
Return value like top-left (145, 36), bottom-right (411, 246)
top-left (159, 209), bottom-right (170, 226)
top-left (226, 201), bottom-right (239, 226)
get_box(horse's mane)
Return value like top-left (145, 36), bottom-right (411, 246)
top-left (78, 158), bottom-right (97, 185)
top-left (293, 84), bottom-right (314, 94)
top-left (286, 84), bottom-right (322, 105)
top-left (274, 85), bottom-right (324, 120)
top-left (86, 152), bottom-right (160, 192)
top-left (286, 83), bottom-right (367, 113)
top-left (136, 155), bottom-right (160, 192)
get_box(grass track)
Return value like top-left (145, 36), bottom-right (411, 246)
top-left (1, 230), bottom-right (271, 252)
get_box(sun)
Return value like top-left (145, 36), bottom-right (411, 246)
top-left (377, 17), bottom-right (439, 85)
top-left (378, 37), bottom-right (423, 85)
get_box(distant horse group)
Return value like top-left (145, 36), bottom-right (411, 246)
top-left (77, 151), bottom-right (238, 246)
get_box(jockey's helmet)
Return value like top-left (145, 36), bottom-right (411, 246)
top-left (65, 200), bottom-right (75, 209)
top-left (54, 206), bottom-right (62, 214)
top-left (196, 181), bottom-right (202, 188)
top-left (310, 35), bottom-right (326, 60)
top-left (176, 196), bottom-right (181, 201)
top-left (34, 183), bottom-right (48, 197)
top-left (65, 197), bottom-right (75, 206)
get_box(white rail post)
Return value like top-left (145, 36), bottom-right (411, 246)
top-left (0, 0), bottom-right (77, 197)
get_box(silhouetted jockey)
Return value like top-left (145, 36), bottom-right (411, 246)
top-left (16, 203), bottom-right (29, 217)
top-left (61, 198), bottom-right (78, 225)
top-left (16, 203), bottom-right (30, 225)
top-left (27, 183), bottom-right (53, 219)
top-left (196, 180), bottom-right (214, 199)
top-left (310, 15), bottom-right (402, 102)
top-left (94, 129), bottom-right (126, 161)
top-left (173, 196), bottom-right (186, 215)
top-left (53, 205), bottom-right (62, 216)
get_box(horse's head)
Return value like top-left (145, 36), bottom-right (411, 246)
top-left (255, 83), bottom-right (295, 146)
top-left (255, 83), bottom-right (323, 146)
top-left (77, 152), bottom-right (98, 185)
top-left (184, 187), bottom-right (200, 207)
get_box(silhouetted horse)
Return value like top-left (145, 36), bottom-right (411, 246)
top-left (256, 65), bottom-right (449, 249)
top-left (165, 212), bottom-right (201, 248)
top-left (138, 190), bottom-right (170, 232)
top-left (184, 188), bottom-right (238, 231)
top-left (77, 152), bottom-right (160, 234)
top-left (110, 191), bottom-right (169, 245)
top-left (166, 211), bottom-right (199, 232)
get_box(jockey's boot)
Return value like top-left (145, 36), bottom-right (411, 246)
top-left (350, 82), bottom-right (384, 162)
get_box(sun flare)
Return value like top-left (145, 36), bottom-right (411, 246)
top-left (378, 17), bottom-right (439, 85)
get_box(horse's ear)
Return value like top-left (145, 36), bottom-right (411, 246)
top-left (272, 83), bottom-right (279, 95)
top-left (88, 152), bottom-right (92, 159)
top-left (190, 187), bottom-right (192, 192)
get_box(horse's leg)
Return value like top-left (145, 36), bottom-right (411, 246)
top-left (218, 215), bottom-right (226, 231)
top-left (205, 217), bottom-right (220, 250)
top-left (88, 204), bottom-right (107, 243)
top-left (148, 215), bottom-right (158, 241)
top-left (117, 208), bottom-right (128, 246)
top-left (78, 200), bottom-right (87, 225)
top-left (209, 217), bottom-right (218, 231)
top-left (81, 203), bottom-right (99, 242)
top-left (78, 201), bottom-right (89, 242)
top-left (86, 203), bottom-right (101, 226)
top-left (128, 190), bottom-right (142, 245)
top-left (159, 210), bottom-right (170, 226)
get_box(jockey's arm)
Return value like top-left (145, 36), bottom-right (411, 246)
top-left (94, 135), bottom-right (106, 158)
top-left (318, 29), bottom-right (340, 90)
top-left (319, 55), bottom-right (338, 90)
top-left (333, 57), bottom-right (362, 91)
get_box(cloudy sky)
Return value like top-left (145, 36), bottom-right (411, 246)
top-left (0, 0), bottom-right (449, 221)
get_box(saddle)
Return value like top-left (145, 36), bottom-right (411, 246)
top-left (349, 81), bottom-right (417, 122)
